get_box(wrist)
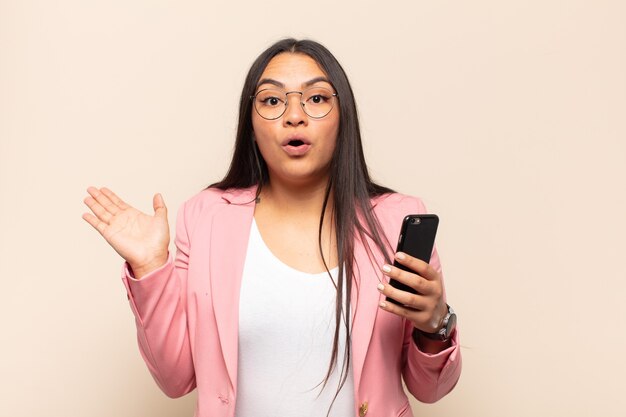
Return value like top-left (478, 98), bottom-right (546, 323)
top-left (414, 304), bottom-right (457, 342)
top-left (129, 254), bottom-right (168, 279)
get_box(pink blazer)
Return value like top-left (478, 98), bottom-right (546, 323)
top-left (122, 186), bottom-right (461, 417)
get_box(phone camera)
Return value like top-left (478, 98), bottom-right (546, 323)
top-left (411, 217), bottom-right (421, 225)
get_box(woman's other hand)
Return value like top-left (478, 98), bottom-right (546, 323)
top-left (377, 252), bottom-right (448, 335)
top-left (82, 186), bottom-right (170, 279)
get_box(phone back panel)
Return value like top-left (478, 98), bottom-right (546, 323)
top-left (395, 214), bottom-right (438, 268)
top-left (387, 214), bottom-right (439, 305)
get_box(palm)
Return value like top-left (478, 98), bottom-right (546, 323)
top-left (102, 205), bottom-right (168, 263)
top-left (83, 187), bottom-right (170, 269)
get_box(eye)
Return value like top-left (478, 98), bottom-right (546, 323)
top-left (255, 89), bottom-right (286, 107)
top-left (307, 93), bottom-right (331, 105)
top-left (262, 96), bottom-right (282, 106)
top-left (304, 87), bottom-right (334, 106)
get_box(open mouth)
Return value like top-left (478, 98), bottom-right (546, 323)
top-left (282, 138), bottom-right (311, 156)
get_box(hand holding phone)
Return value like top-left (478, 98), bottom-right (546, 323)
top-left (386, 214), bottom-right (439, 306)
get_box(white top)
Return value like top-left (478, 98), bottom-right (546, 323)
top-left (235, 219), bottom-right (355, 417)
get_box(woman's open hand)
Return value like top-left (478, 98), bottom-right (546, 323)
top-left (82, 186), bottom-right (170, 279)
top-left (377, 252), bottom-right (448, 334)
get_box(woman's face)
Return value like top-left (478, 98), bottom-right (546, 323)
top-left (251, 53), bottom-right (340, 188)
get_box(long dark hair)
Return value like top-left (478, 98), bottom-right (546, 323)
top-left (210, 38), bottom-right (395, 410)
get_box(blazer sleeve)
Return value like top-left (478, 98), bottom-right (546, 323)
top-left (120, 200), bottom-right (196, 398)
top-left (400, 198), bottom-right (462, 403)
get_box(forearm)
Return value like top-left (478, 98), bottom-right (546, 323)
top-left (122, 255), bottom-right (196, 397)
top-left (402, 327), bottom-right (461, 403)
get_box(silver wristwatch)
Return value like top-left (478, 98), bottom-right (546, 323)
top-left (417, 304), bottom-right (457, 342)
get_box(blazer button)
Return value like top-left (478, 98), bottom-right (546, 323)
top-left (359, 401), bottom-right (368, 417)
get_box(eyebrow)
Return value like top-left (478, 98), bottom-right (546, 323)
top-left (256, 76), bottom-right (332, 90)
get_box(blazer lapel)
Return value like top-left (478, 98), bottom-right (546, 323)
top-left (208, 187), bottom-right (257, 393)
top-left (350, 234), bottom-right (385, 395)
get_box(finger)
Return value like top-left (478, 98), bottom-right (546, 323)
top-left (378, 299), bottom-right (420, 321)
top-left (100, 187), bottom-right (129, 210)
top-left (378, 301), bottom-right (436, 332)
top-left (82, 212), bottom-right (107, 235)
top-left (382, 264), bottom-right (433, 295)
top-left (395, 252), bottom-right (439, 281)
top-left (87, 186), bottom-right (121, 216)
top-left (153, 193), bottom-right (167, 217)
top-left (377, 282), bottom-right (428, 310)
top-left (83, 195), bottom-right (112, 224)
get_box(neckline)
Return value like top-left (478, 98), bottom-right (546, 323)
top-left (251, 218), bottom-right (340, 277)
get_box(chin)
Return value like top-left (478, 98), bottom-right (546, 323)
top-left (271, 167), bottom-right (330, 186)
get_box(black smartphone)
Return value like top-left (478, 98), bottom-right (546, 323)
top-left (386, 214), bottom-right (439, 306)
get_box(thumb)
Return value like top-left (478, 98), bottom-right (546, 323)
top-left (153, 193), bottom-right (167, 217)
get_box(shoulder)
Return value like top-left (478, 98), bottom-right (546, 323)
top-left (368, 192), bottom-right (431, 243)
top-left (178, 186), bottom-right (256, 222)
top-left (371, 192), bottom-right (429, 216)
top-left (181, 187), bottom-right (227, 214)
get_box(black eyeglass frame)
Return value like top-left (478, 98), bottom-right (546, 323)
top-left (250, 87), bottom-right (339, 120)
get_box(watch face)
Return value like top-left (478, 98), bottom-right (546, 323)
top-left (445, 313), bottom-right (457, 337)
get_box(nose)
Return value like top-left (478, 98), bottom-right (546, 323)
top-left (282, 92), bottom-right (307, 127)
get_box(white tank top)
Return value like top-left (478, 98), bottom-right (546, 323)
top-left (235, 219), bottom-right (355, 417)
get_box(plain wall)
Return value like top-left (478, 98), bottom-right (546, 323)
top-left (1, 1), bottom-right (625, 416)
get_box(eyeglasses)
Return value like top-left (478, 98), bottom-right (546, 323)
top-left (251, 87), bottom-right (338, 120)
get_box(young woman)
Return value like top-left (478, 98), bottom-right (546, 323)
top-left (83, 38), bottom-right (461, 417)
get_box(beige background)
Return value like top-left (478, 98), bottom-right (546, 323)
top-left (1, 1), bottom-right (625, 416)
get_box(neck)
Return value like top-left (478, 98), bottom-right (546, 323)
top-left (258, 177), bottom-right (332, 218)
